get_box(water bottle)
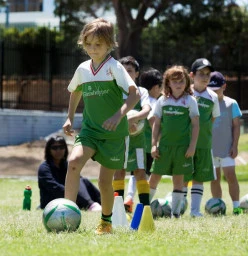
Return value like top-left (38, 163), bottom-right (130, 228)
top-left (23, 185), bottom-right (32, 210)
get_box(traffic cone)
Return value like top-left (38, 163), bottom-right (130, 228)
top-left (112, 196), bottom-right (129, 227)
top-left (130, 203), bottom-right (143, 230)
top-left (138, 205), bottom-right (155, 232)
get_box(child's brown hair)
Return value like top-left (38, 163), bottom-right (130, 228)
top-left (163, 65), bottom-right (193, 96)
top-left (78, 18), bottom-right (117, 51)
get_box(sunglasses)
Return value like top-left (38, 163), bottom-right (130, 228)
top-left (51, 145), bottom-right (66, 150)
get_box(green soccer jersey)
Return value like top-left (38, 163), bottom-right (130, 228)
top-left (194, 88), bottom-right (220, 149)
top-left (68, 56), bottom-right (137, 139)
top-left (153, 94), bottom-right (199, 147)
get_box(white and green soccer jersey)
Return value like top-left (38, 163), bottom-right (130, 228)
top-left (194, 88), bottom-right (220, 149)
top-left (153, 94), bottom-right (199, 147)
top-left (68, 56), bottom-right (136, 139)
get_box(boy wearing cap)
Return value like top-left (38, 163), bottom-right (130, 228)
top-left (184, 58), bottom-right (220, 217)
top-left (208, 71), bottom-right (243, 215)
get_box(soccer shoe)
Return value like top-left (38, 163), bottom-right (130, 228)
top-left (171, 213), bottom-right (181, 219)
top-left (88, 202), bottom-right (102, 212)
top-left (95, 220), bottom-right (112, 235)
top-left (190, 212), bottom-right (203, 218)
top-left (124, 198), bottom-right (134, 213)
top-left (233, 207), bottom-right (243, 215)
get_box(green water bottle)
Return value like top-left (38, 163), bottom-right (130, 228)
top-left (23, 185), bottom-right (32, 210)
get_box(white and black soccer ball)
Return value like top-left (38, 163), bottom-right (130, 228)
top-left (127, 109), bottom-right (145, 136)
top-left (240, 194), bottom-right (248, 213)
top-left (205, 198), bottom-right (226, 215)
top-left (150, 198), bottom-right (171, 218)
top-left (43, 198), bottom-right (81, 232)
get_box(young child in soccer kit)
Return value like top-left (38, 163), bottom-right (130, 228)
top-left (208, 71), bottom-right (243, 215)
top-left (123, 68), bottom-right (163, 211)
top-left (183, 58), bottom-right (220, 217)
top-left (62, 19), bottom-right (140, 235)
top-left (112, 56), bottom-right (151, 213)
top-left (149, 65), bottom-right (199, 218)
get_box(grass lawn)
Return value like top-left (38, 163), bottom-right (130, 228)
top-left (1, 178), bottom-right (248, 256)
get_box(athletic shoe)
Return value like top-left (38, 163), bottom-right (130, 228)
top-left (124, 198), bottom-right (133, 213)
top-left (233, 207), bottom-right (243, 215)
top-left (190, 212), bottom-right (203, 217)
top-left (88, 202), bottom-right (102, 212)
top-left (95, 220), bottom-right (112, 235)
top-left (171, 213), bottom-right (181, 219)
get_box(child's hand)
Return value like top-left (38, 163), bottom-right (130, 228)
top-left (102, 112), bottom-right (122, 131)
top-left (230, 146), bottom-right (238, 158)
top-left (63, 119), bottom-right (74, 136)
top-left (185, 145), bottom-right (195, 158)
top-left (151, 145), bottom-right (160, 159)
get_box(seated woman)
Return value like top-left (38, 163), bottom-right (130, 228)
top-left (38, 135), bottom-right (101, 211)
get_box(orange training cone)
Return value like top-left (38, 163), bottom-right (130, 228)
top-left (138, 205), bottom-right (155, 232)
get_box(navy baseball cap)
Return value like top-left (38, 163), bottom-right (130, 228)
top-left (208, 71), bottom-right (226, 90)
top-left (191, 58), bottom-right (214, 72)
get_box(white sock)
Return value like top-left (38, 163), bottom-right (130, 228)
top-left (149, 188), bottom-right (157, 202)
top-left (126, 175), bottom-right (136, 200)
top-left (191, 184), bottom-right (204, 214)
top-left (183, 186), bottom-right (188, 199)
top-left (233, 201), bottom-right (240, 208)
top-left (172, 191), bottom-right (184, 216)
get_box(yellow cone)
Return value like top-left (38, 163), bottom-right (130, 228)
top-left (138, 205), bottom-right (155, 232)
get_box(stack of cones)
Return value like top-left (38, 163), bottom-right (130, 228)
top-left (112, 196), bottom-right (129, 227)
top-left (130, 204), bottom-right (155, 232)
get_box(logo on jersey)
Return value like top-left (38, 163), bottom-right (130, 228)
top-left (110, 157), bottom-right (120, 162)
top-left (106, 68), bottom-right (114, 78)
top-left (182, 163), bottom-right (191, 168)
top-left (196, 98), bottom-right (210, 109)
top-left (127, 158), bottom-right (135, 163)
top-left (83, 85), bottom-right (109, 98)
top-left (164, 107), bottom-right (184, 116)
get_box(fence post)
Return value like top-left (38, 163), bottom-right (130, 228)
top-left (0, 40), bottom-right (4, 109)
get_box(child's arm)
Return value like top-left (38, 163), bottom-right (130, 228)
top-left (151, 116), bottom-right (161, 159)
top-left (230, 117), bottom-right (240, 158)
top-left (63, 91), bottom-right (82, 136)
top-left (102, 86), bottom-right (140, 131)
top-left (185, 116), bottom-right (199, 158)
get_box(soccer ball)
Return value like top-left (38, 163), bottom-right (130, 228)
top-left (205, 198), bottom-right (226, 215)
top-left (127, 109), bottom-right (145, 136)
top-left (43, 198), bottom-right (81, 232)
top-left (240, 194), bottom-right (248, 213)
top-left (150, 198), bottom-right (171, 218)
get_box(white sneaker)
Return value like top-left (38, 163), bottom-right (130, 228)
top-left (88, 202), bottom-right (102, 212)
top-left (190, 212), bottom-right (203, 217)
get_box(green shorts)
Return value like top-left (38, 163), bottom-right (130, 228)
top-left (184, 148), bottom-right (216, 182)
top-left (74, 135), bottom-right (129, 170)
top-left (150, 146), bottom-right (193, 176)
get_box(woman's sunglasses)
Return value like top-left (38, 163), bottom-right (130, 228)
top-left (51, 145), bottom-right (66, 150)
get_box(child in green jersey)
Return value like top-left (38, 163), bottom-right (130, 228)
top-left (183, 58), bottom-right (220, 217)
top-left (63, 19), bottom-right (140, 234)
top-left (149, 65), bottom-right (199, 218)
top-left (112, 56), bottom-right (151, 213)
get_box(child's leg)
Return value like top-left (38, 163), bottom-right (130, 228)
top-left (98, 165), bottom-right (116, 217)
top-left (134, 169), bottom-right (150, 205)
top-left (171, 175), bottom-right (184, 217)
top-left (65, 145), bottom-right (95, 202)
top-left (191, 181), bottom-right (204, 217)
top-left (148, 173), bottom-right (162, 202)
top-left (112, 169), bottom-right (126, 198)
top-left (126, 175), bottom-right (137, 200)
top-left (210, 167), bottom-right (222, 198)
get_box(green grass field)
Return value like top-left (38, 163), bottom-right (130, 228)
top-left (1, 178), bottom-right (248, 256)
top-left (0, 134), bottom-right (248, 256)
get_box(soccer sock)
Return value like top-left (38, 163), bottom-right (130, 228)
top-left (137, 179), bottom-right (150, 205)
top-left (101, 213), bottom-right (112, 223)
top-left (191, 184), bottom-right (204, 214)
top-left (183, 186), bottom-right (188, 199)
top-left (126, 175), bottom-right (136, 200)
top-left (112, 180), bottom-right (125, 199)
top-left (233, 201), bottom-right (240, 208)
top-left (171, 190), bottom-right (184, 216)
top-left (149, 188), bottom-right (157, 202)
